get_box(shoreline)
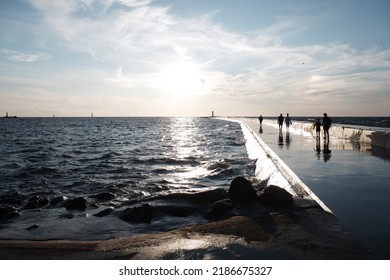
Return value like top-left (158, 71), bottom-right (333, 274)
top-left (0, 198), bottom-right (370, 260)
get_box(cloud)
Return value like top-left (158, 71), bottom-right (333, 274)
top-left (1, 49), bottom-right (50, 62)
top-left (4, 0), bottom-right (390, 116)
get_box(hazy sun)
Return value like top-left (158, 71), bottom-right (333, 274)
top-left (158, 61), bottom-right (204, 95)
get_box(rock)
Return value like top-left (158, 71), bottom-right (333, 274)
top-left (50, 196), bottom-right (67, 205)
top-left (26, 224), bottom-right (39, 231)
top-left (228, 176), bottom-right (258, 204)
top-left (93, 207), bottom-right (115, 217)
top-left (258, 185), bottom-right (293, 205)
top-left (0, 191), bottom-right (24, 207)
top-left (65, 197), bottom-right (87, 211)
top-left (162, 188), bottom-right (227, 204)
top-left (119, 204), bottom-right (152, 223)
top-left (205, 199), bottom-right (235, 219)
top-left (91, 192), bottom-right (116, 201)
top-left (0, 205), bottom-right (18, 220)
top-left (23, 196), bottom-right (49, 210)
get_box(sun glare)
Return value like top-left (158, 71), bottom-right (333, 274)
top-left (158, 61), bottom-right (205, 95)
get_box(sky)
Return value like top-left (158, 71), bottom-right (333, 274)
top-left (0, 0), bottom-right (389, 117)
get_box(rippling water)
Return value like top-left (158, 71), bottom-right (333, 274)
top-left (0, 117), bottom-right (255, 240)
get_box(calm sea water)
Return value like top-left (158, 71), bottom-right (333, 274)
top-left (0, 117), bottom-right (254, 240)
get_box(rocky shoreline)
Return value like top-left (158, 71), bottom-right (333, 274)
top-left (0, 177), bottom-right (371, 260)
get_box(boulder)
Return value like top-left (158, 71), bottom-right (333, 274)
top-left (0, 191), bottom-right (24, 207)
top-left (258, 185), bottom-right (293, 205)
top-left (93, 207), bottom-right (115, 217)
top-left (0, 205), bottom-right (18, 220)
top-left (205, 199), bottom-right (235, 219)
top-left (65, 197), bottom-right (87, 211)
top-left (23, 196), bottom-right (49, 210)
top-left (50, 196), bottom-right (67, 206)
top-left (228, 176), bottom-right (258, 204)
top-left (119, 204), bottom-right (152, 223)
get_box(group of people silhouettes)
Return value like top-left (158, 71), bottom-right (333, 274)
top-left (313, 113), bottom-right (332, 140)
top-left (277, 113), bottom-right (292, 130)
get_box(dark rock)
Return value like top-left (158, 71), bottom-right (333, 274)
top-left (258, 185), bottom-right (293, 205)
top-left (205, 199), bottom-right (235, 219)
top-left (228, 176), bottom-right (258, 204)
top-left (155, 205), bottom-right (197, 217)
top-left (93, 207), bottom-right (115, 217)
top-left (119, 204), bottom-right (152, 223)
top-left (162, 188), bottom-right (227, 204)
top-left (26, 224), bottom-right (39, 231)
top-left (91, 192), bottom-right (116, 201)
top-left (0, 192), bottom-right (24, 208)
top-left (50, 196), bottom-right (67, 205)
top-left (0, 205), bottom-right (18, 220)
top-left (23, 196), bottom-right (49, 210)
top-left (65, 197), bottom-right (87, 211)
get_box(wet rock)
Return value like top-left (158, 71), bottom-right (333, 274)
top-left (0, 205), bottom-right (19, 220)
top-left (50, 196), bottom-right (67, 206)
top-left (119, 204), bottom-right (152, 223)
top-left (65, 197), bottom-right (87, 211)
top-left (23, 196), bottom-right (49, 210)
top-left (162, 188), bottom-right (227, 204)
top-left (205, 199), bottom-right (235, 219)
top-left (258, 185), bottom-right (293, 205)
top-left (91, 192), bottom-right (116, 201)
top-left (228, 177), bottom-right (258, 204)
top-left (94, 207), bottom-right (115, 217)
top-left (0, 192), bottom-right (24, 207)
top-left (26, 224), bottom-right (39, 231)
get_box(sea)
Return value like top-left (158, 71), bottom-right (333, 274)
top-left (0, 116), bottom-right (389, 244)
top-left (0, 117), bottom-right (255, 240)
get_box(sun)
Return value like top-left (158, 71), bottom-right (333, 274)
top-left (158, 60), bottom-right (205, 95)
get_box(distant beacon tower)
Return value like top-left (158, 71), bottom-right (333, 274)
top-left (212, 111), bottom-right (214, 117)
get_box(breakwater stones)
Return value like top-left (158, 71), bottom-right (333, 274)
top-left (0, 176), bottom-right (296, 238)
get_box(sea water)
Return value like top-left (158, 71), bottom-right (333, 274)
top-left (0, 117), bottom-right (254, 240)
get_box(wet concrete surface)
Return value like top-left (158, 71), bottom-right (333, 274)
top-left (240, 118), bottom-right (390, 259)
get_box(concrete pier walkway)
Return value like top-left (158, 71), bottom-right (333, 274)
top-left (239, 118), bottom-right (390, 259)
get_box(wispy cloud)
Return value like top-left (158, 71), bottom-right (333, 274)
top-left (1, 49), bottom-right (50, 62)
top-left (2, 0), bottom-right (389, 116)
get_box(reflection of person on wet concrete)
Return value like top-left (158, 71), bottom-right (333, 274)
top-left (315, 137), bottom-right (321, 160)
top-left (313, 118), bottom-right (322, 139)
top-left (278, 129), bottom-right (284, 148)
top-left (285, 113), bottom-right (292, 129)
top-left (322, 113), bottom-right (332, 140)
top-left (323, 140), bottom-right (331, 162)
top-left (285, 130), bottom-right (291, 148)
top-left (277, 114), bottom-right (284, 130)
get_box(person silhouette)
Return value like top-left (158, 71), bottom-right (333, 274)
top-left (277, 114), bottom-right (284, 130)
top-left (313, 118), bottom-right (322, 139)
top-left (258, 115), bottom-right (263, 126)
top-left (285, 113), bottom-right (292, 129)
top-left (322, 113), bottom-right (332, 140)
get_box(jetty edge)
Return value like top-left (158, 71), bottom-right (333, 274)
top-left (0, 118), bottom-right (370, 260)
